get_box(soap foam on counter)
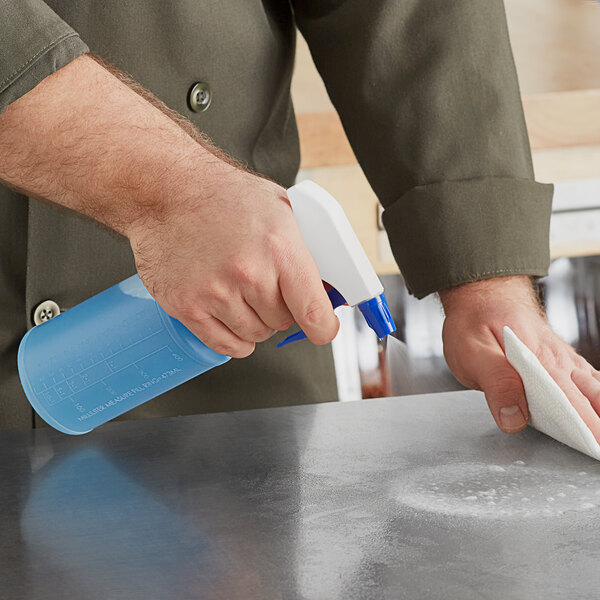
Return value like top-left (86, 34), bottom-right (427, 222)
top-left (396, 461), bottom-right (600, 520)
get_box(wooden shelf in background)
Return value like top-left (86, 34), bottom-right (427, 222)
top-left (551, 242), bottom-right (600, 260)
top-left (297, 89), bottom-right (600, 169)
top-left (297, 112), bottom-right (355, 169)
top-left (524, 90), bottom-right (600, 150)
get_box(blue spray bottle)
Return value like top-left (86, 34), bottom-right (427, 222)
top-left (18, 180), bottom-right (395, 434)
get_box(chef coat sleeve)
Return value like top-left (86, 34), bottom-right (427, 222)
top-left (0, 0), bottom-right (89, 114)
top-left (292, 0), bottom-right (553, 298)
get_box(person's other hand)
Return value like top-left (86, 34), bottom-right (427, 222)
top-left (440, 275), bottom-right (600, 441)
top-left (127, 165), bottom-right (339, 358)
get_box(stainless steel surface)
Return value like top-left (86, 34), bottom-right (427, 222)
top-left (1, 390), bottom-right (600, 599)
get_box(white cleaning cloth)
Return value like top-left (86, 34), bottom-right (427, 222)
top-left (503, 326), bottom-right (600, 461)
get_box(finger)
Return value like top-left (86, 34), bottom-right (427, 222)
top-left (467, 340), bottom-right (529, 433)
top-left (571, 369), bottom-right (600, 417)
top-left (243, 284), bottom-right (295, 332)
top-left (278, 249), bottom-right (339, 345)
top-left (590, 369), bottom-right (600, 385)
top-left (554, 370), bottom-right (600, 443)
top-left (482, 364), bottom-right (528, 433)
top-left (211, 299), bottom-right (275, 343)
top-left (183, 313), bottom-right (255, 358)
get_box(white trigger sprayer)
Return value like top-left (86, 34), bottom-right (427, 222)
top-left (278, 180), bottom-right (396, 347)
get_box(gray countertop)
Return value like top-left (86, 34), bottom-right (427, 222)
top-left (1, 390), bottom-right (599, 600)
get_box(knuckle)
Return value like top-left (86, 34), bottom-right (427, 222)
top-left (167, 289), bottom-right (214, 328)
top-left (174, 298), bottom-right (203, 323)
top-left (229, 315), bottom-right (252, 334)
top-left (301, 301), bottom-right (328, 328)
top-left (536, 343), bottom-right (563, 369)
top-left (213, 343), bottom-right (235, 356)
top-left (250, 326), bottom-right (274, 341)
top-left (276, 318), bottom-right (295, 331)
top-left (572, 353), bottom-right (589, 371)
top-left (485, 369), bottom-right (523, 401)
top-left (222, 343), bottom-right (255, 359)
top-left (213, 345), bottom-right (233, 356)
top-left (205, 280), bottom-right (230, 304)
top-left (265, 232), bottom-right (291, 263)
top-left (233, 259), bottom-right (260, 287)
top-left (227, 316), bottom-right (271, 341)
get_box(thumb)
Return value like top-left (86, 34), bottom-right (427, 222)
top-left (478, 354), bottom-right (529, 433)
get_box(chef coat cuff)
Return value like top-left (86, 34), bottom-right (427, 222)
top-left (0, 24), bottom-right (88, 114)
top-left (382, 177), bottom-right (554, 299)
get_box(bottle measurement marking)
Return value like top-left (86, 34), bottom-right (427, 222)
top-left (37, 329), bottom-right (182, 406)
top-left (42, 344), bottom-right (176, 406)
top-left (39, 326), bottom-right (164, 390)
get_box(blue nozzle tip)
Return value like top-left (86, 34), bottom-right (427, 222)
top-left (357, 294), bottom-right (396, 339)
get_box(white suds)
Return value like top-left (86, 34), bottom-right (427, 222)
top-left (395, 462), bottom-right (600, 520)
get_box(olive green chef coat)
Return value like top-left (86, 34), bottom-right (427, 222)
top-left (0, 0), bottom-right (553, 430)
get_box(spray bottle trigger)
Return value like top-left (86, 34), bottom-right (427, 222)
top-left (277, 287), bottom-right (347, 348)
top-left (276, 329), bottom-right (307, 348)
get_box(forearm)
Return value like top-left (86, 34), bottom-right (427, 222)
top-left (0, 54), bottom-right (232, 238)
